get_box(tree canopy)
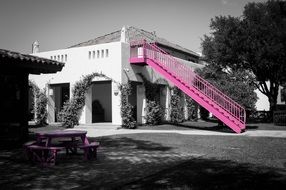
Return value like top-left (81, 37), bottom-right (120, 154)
top-left (196, 65), bottom-right (258, 112)
top-left (201, 0), bottom-right (286, 115)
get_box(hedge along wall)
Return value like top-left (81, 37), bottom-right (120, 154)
top-left (185, 94), bottom-right (199, 121)
top-left (138, 74), bottom-right (163, 125)
top-left (170, 86), bottom-right (185, 124)
top-left (170, 87), bottom-right (200, 123)
top-left (119, 83), bottom-right (136, 129)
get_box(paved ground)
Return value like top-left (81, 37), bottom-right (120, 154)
top-left (72, 121), bottom-right (286, 138)
top-left (0, 122), bottom-right (285, 189)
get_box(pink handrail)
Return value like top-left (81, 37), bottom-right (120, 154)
top-left (131, 40), bottom-right (246, 125)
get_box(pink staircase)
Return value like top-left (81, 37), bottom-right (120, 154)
top-left (130, 40), bottom-right (246, 133)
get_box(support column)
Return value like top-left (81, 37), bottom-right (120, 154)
top-left (84, 87), bottom-right (92, 124)
top-left (47, 86), bottom-right (55, 123)
top-left (165, 87), bottom-right (171, 121)
top-left (137, 85), bottom-right (146, 124)
top-left (184, 95), bottom-right (188, 120)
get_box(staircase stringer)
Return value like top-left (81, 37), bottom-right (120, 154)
top-left (146, 59), bottom-right (243, 133)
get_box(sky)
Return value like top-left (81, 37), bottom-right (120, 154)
top-left (0, 0), bottom-right (266, 54)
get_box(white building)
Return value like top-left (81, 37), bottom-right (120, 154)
top-left (30, 26), bottom-right (284, 128)
top-left (30, 26), bottom-right (202, 126)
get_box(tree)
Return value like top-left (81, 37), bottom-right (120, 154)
top-left (202, 0), bottom-right (286, 119)
top-left (196, 65), bottom-right (258, 113)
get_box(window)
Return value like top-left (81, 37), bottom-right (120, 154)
top-left (88, 51), bottom-right (91, 59)
top-left (106, 49), bottom-right (109, 57)
top-left (54, 56), bottom-right (56, 60)
top-left (93, 51), bottom-right (95, 59)
top-left (61, 55), bottom-right (64, 62)
top-left (50, 56), bottom-right (53, 60)
top-left (65, 54), bottom-right (67, 62)
top-left (101, 49), bottom-right (104, 58)
top-left (57, 55), bottom-right (60, 61)
top-left (97, 50), bottom-right (100, 58)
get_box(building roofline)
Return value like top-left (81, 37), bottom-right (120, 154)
top-left (69, 26), bottom-right (200, 58)
top-left (0, 49), bottom-right (64, 74)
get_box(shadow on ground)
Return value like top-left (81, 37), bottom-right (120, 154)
top-left (1, 133), bottom-right (286, 189)
top-left (0, 136), bottom-right (189, 189)
top-left (176, 122), bottom-right (234, 133)
top-left (120, 157), bottom-right (286, 190)
top-left (138, 121), bottom-right (286, 133)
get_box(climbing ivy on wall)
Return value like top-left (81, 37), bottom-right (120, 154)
top-left (185, 95), bottom-right (198, 121)
top-left (29, 80), bottom-right (48, 126)
top-left (138, 74), bottom-right (163, 125)
top-left (145, 100), bottom-right (162, 125)
top-left (119, 83), bottom-right (136, 129)
top-left (57, 71), bottom-right (136, 129)
top-left (57, 72), bottom-right (112, 128)
top-left (170, 87), bottom-right (184, 124)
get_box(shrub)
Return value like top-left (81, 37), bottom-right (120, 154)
top-left (273, 111), bottom-right (286, 126)
top-left (170, 87), bottom-right (184, 123)
top-left (145, 100), bottom-right (162, 125)
top-left (247, 110), bottom-right (271, 123)
top-left (35, 91), bottom-right (48, 125)
top-left (139, 74), bottom-right (163, 125)
top-left (29, 80), bottom-right (48, 126)
top-left (186, 95), bottom-right (198, 121)
top-left (119, 83), bottom-right (136, 129)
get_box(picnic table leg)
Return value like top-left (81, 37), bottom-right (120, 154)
top-left (63, 137), bottom-right (78, 155)
top-left (46, 149), bottom-right (57, 165)
top-left (71, 137), bottom-right (78, 154)
top-left (81, 134), bottom-right (89, 145)
top-left (84, 148), bottom-right (89, 160)
top-left (84, 148), bottom-right (95, 160)
top-left (47, 138), bottom-right (52, 147)
top-left (31, 149), bottom-right (45, 165)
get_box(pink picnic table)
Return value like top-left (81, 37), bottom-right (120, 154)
top-left (36, 130), bottom-right (90, 147)
top-left (26, 130), bottom-right (98, 165)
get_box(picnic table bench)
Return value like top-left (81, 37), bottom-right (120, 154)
top-left (79, 141), bottom-right (100, 160)
top-left (28, 145), bottom-right (64, 166)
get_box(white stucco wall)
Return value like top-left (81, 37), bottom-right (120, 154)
top-left (30, 42), bottom-right (122, 88)
top-left (30, 42), bottom-right (123, 125)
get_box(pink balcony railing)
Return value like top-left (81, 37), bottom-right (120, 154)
top-left (130, 40), bottom-right (246, 126)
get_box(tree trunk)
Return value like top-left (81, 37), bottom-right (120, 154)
top-left (268, 95), bottom-right (278, 122)
top-left (257, 81), bottom-right (279, 122)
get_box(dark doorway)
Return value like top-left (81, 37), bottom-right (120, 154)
top-left (50, 83), bottom-right (70, 122)
top-left (61, 85), bottom-right (70, 109)
top-left (92, 81), bottom-right (112, 123)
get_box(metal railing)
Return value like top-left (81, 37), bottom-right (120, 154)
top-left (130, 40), bottom-right (246, 126)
